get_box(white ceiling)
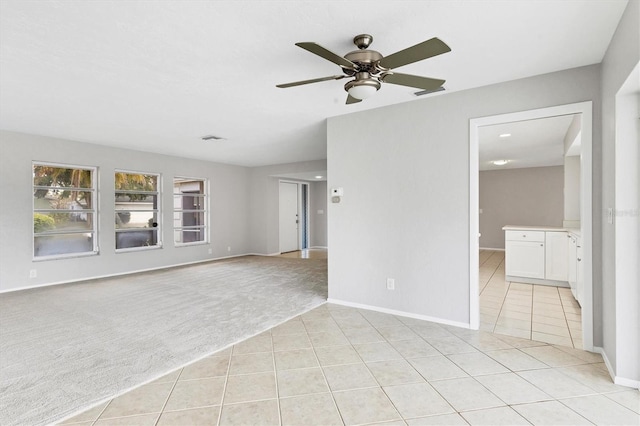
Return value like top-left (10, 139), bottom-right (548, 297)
top-left (479, 114), bottom-right (578, 171)
top-left (0, 1), bottom-right (627, 167)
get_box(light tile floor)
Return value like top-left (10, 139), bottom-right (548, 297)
top-left (479, 250), bottom-right (583, 349)
top-left (61, 304), bottom-right (639, 426)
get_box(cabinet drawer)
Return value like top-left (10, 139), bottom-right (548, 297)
top-left (505, 230), bottom-right (545, 242)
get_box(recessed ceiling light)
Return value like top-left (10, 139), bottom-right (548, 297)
top-left (499, 133), bottom-right (511, 138)
top-left (315, 175), bottom-right (323, 179)
top-left (201, 135), bottom-right (225, 141)
top-left (492, 160), bottom-right (509, 166)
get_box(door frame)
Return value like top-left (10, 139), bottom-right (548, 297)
top-left (469, 101), bottom-right (594, 351)
top-left (278, 180), bottom-right (310, 253)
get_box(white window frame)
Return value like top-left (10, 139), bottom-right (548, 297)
top-left (114, 169), bottom-right (162, 252)
top-left (32, 161), bottom-right (98, 260)
top-left (173, 176), bottom-right (209, 247)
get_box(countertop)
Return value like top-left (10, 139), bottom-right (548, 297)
top-left (502, 225), bottom-right (581, 236)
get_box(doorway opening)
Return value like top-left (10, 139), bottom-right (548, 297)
top-left (469, 102), bottom-right (594, 351)
top-left (278, 180), bottom-right (310, 253)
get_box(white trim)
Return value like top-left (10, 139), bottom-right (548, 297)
top-left (469, 101), bottom-right (593, 350)
top-left (504, 276), bottom-right (570, 287)
top-left (309, 246), bottom-right (328, 249)
top-left (327, 298), bottom-right (471, 329)
top-left (248, 252), bottom-right (284, 257)
top-left (594, 346), bottom-right (640, 389)
top-left (0, 253), bottom-right (253, 294)
top-left (479, 247), bottom-right (505, 251)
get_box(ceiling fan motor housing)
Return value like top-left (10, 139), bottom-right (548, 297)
top-left (343, 49), bottom-right (384, 74)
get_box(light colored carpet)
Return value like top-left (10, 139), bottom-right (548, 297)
top-left (0, 255), bottom-right (327, 426)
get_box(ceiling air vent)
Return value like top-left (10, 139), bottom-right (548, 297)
top-left (201, 135), bottom-right (225, 141)
top-left (414, 86), bottom-right (446, 96)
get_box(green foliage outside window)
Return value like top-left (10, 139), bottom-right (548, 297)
top-left (33, 213), bottom-right (55, 233)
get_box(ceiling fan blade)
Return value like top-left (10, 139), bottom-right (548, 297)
top-left (346, 94), bottom-right (362, 105)
top-left (381, 72), bottom-right (445, 91)
top-left (276, 75), bottom-right (346, 88)
top-left (378, 37), bottom-right (451, 70)
top-left (295, 42), bottom-right (357, 69)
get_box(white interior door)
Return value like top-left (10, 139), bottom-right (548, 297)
top-left (279, 182), bottom-right (299, 253)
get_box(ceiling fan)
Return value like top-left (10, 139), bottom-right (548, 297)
top-left (276, 34), bottom-right (451, 104)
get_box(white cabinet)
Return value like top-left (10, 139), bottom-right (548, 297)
top-left (505, 231), bottom-right (545, 279)
top-left (545, 232), bottom-right (569, 281)
top-left (567, 233), bottom-right (583, 304)
top-left (504, 228), bottom-right (570, 285)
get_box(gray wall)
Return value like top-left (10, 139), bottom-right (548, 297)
top-left (600, 0), bottom-right (639, 380)
top-left (480, 166), bottom-right (564, 249)
top-left (564, 156), bottom-right (581, 223)
top-left (0, 130), bottom-right (251, 292)
top-left (0, 132), bottom-right (329, 292)
top-left (327, 64), bottom-right (600, 326)
top-left (247, 160), bottom-right (327, 254)
top-left (310, 181), bottom-right (328, 247)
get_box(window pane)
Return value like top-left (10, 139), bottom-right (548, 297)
top-left (33, 163), bottom-right (96, 258)
top-left (115, 211), bottom-right (158, 229)
top-left (115, 193), bottom-right (158, 210)
top-left (174, 177), bottom-right (207, 246)
top-left (173, 211), bottom-right (205, 225)
top-left (174, 194), bottom-right (205, 209)
top-left (116, 229), bottom-right (158, 249)
top-left (35, 234), bottom-right (94, 257)
top-left (34, 212), bottom-right (94, 233)
top-left (175, 227), bottom-right (205, 244)
top-left (34, 191), bottom-right (93, 210)
top-left (33, 166), bottom-right (93, 189)
top-left (115, 173), bottom-right (157, 191)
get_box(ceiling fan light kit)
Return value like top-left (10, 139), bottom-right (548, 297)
top-left (277, 33), bottom-right (451, 104)
top-left (344, 72), bottom-right (381, 99)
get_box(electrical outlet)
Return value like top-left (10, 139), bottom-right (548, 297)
top-left (29, 269), bottom-right (37, 278)
top-left (386, 278), bottom-right (395, 290)
top-left (208, 248), bottom-right (212, 254)
top-left (227, 246), bottom-right (231, 252)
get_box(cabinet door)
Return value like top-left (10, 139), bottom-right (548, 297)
top-left (506, 241), bottom-right (545, 279)
top-left (545, 232), bottom-right (569, 281)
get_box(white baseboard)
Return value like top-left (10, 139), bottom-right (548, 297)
top-left (327, 298), bottom-right (471, 329)
top-left (505, 276), bottom-right (570, 288)
top-left (594, 346), bottom-right (640, 389)
top-left (480, 247), bottom-right (505, 251)
top-left (309, 246), bottom-right (328, 249)
top-left (0, 253), bottom-right (254, 294)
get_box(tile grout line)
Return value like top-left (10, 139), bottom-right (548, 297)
top-left (88, 399), bottom-right (112, 426)
top-left (302, 311), bottom-right (348, 426)
top-left (215, 346), bottom-right (233, 426)
top-left (269, 330), bottom-right (283, 426)
top-left (151, 367), bottom-right (182, 426)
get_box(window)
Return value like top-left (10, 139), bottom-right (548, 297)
top-left (115, 171), bottom-right (160, 250)
top-left (173, 177), bottom-right (207, 245)
top-left (33, 163), bottom-right (97, 259)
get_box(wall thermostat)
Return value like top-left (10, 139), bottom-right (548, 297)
top-left (331, 187), bottom-right (344, 196)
